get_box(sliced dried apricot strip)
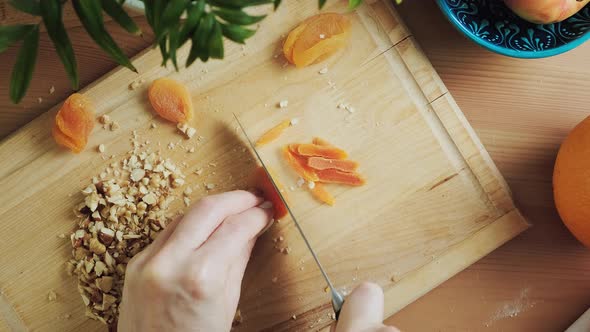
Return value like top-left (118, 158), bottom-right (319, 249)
top-left (254, 167), bottom-right (288, 219)
top-left (282, 146), bottom-right (319, 182)
top-left (53, 93), bottom-right (95, 153)
top-left (148, 78), bottom-right (193, 123)
top-left (256, 119), bottom-right (291, 147)
top-left (310, 183), bottom-right (335, 206)
top-left (283, 23), bottom-right (308, 63)
top-left (293, 32), bottom-right (349, 68)
top-left (297, 143), bottom-right (348, 159)
top-left (316, 169), bottom-right (365, 186)
top-left (308, 156), bottom-right (358, 172)
top-left (285, 13), bottom-right (351, 68)
top-left (312, 137), bottom-right (333, 146)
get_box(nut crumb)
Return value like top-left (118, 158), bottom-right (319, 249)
top-left (324, 286), bottom-right (330, 293)
top-left (188, 147), bottom-right (195, 153)
top-left (319, 34), bottom-right (325, 39)
top-left (110, 121), bottom-right (120, 131)
top-left (233, 309), bottom-right (243, 326)
top-left (296, 177), bottom-right (305, 187)
top-left (292, 315), bottom-right (297, 320)
top-left (47, 290), bottom-right (57, 302)
top-left (278, 100), bottom-right (289, 108)
top-left (194, 169), bottom-right (203, 176)
top-left (319, 67), bottom-right (328, 74)
top-left (49, 86), bottom-right (55, 94)
top-left (183, 197), bottom-right (191, 207)
top-left (99, 115), bottom-right (112, 125)
top-left (57, 233), bottom-right (66, 239)
top-left (278, 236), bottom-right (284, 242)
top-left (290, 118), bottom-right (299, 126)
top-left (271, 276), bottom-right (278, 283)
top-left (98, 144), bottom-right (106, 153)
top-left (37, 97), bottom-right (43, 103)
top-left (128, 80), bottom-right (141, 90)
top-left (206, 183), bottom-right (216, 190)
top-left (150, 123), bottom-right (157, 129)
top-left (307, 181), bottom-right (316, 189)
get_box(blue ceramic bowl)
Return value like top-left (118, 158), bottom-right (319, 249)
top-left (435, 0), bottom-right (590, 58)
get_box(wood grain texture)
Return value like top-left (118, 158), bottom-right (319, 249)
top-left (0, 0), bottom-right (528, 330)
top-left (0, 1), bottom-right (587, 332)
top-left (386, 1), bottom-right (590, 331)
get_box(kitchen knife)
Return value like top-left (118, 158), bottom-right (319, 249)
top-left (233, 114), bottom-right (345, 319)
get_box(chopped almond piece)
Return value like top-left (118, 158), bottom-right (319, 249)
top-left (308, 157), bottom-right (358, 172)
top-left (297, 143), bottom-right (348, 159)
top-left (311, 183), bottom-right (335, 206)
top-left (282, 147), bottom-right (319, 182)
top-left (256, 120), bottom-right (291, 147)
top-left (316, 169), bottom-right (365, 186)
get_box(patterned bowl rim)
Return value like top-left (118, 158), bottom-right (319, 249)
top-left (435, 0), bottom-right (590, 58)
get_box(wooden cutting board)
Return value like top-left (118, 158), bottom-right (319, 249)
top-left (0, 0), bottom-right (529, 331)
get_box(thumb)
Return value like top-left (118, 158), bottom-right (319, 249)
top-left (336, 282), bottom-right (385, 332)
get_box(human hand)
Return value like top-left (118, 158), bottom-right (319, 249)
top-left (335, 282), bottom-right (400, 332)
top-left (117, 190), bottom-right (273, 332)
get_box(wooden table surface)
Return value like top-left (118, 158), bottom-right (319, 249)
top-left (1, 1), bottom-right (589, 331)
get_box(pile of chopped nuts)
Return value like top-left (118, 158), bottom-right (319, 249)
top-left (65, 151), bottom-right (185, 325)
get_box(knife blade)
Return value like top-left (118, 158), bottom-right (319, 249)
top-left (233, 114), bottom-right (345, 318)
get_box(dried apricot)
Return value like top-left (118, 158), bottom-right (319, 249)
top-left (256, 119), bottom-right (291, 147)
top-left (254, 167), bottom-right (288, 219)
top-left (316, 169), bottom-right (365, 186)
top-left (284, 13), bottom-right (351, 68)
top-left (53, 93), bottom-right (95, 153)
top-left (312, 137), bottom-right (333, 146)
top-left (296, 143), bottom-right (348, 159)
top-left (308, 156), bottom-right (358, 172)
top-left (282, 146), bottom-right (319, 182)
top-left (148, 78), bottom-right (193, 123)
top-left (310, 183), bottom-right (335, 206)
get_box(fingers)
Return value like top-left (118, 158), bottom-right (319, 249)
top-left (336, 282), bottom-right (385, 332)
top-left (198, 206), bottom-right (272, 268)
top-left (162, 190), bottom-right (263, 253)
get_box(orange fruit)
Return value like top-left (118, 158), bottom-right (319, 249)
top-left (283, 13), bottom-right (351, 68)
top-left (148, 78), bottom-right (193, 123)
top-left (553, 115), bottom-right (590, 248)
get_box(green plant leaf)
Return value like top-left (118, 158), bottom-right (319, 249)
top-left (73, 0), bottom-right (137, 72)
top-left (186, 14), bottom-right (214, 66)
top-left (213, 8), bottom-right (266, 25)
top-left (9, 0), bottom-right (41, 16)
top-left (221, 23), bottom-right (255, 44)
top-left (101, 0), bottom-right (141, 35)
top-left (196, 14), bottom-right (215, 62)
top-left (208, 0), bottom-right (273, 10)
top-left (208, 19), bottom-right (223, 59)
top-left (179, 0), bottom-right (205, 45)
top-left (159, 0), bottom-right (189, 38)
top-left (0, 25), bottom-right (36, 53)
top-left (143, 0), bottom-right (155, 27)
top-left (348, 0), bottom-right (362, 9)
top-left (40, 0), bottom-right (79, 89)
top-left (10, 25), bottom-right (39, 104)
top-left (168, 23), bottom-right (180, 70)
top-left (159, 38), bottom-right (168, 65)
top-left (153, 0), bottom-right (166, 34)
top-left (273, 0), bottom-right (281, 10)
top-left (318, 0), bottom-right (327, 9)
